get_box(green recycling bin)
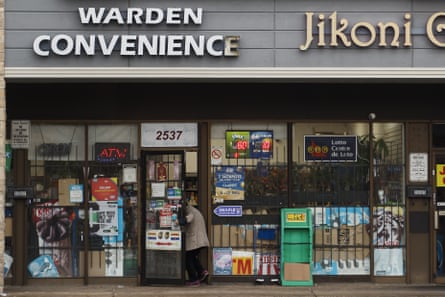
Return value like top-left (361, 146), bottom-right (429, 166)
top-left (280, 208), bottom-right (313, 286)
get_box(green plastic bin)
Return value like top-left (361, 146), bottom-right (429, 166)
top-left (280, 208), bottom-right (313, 286)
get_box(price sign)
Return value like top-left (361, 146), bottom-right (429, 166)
top-left (141, 123), bottom-right (198, 147)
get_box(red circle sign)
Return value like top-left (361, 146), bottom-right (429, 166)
top-left (212, 148), bottom-right (222, 160)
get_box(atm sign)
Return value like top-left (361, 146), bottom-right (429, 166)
top-left (287, 213), bottom-right (306, 223)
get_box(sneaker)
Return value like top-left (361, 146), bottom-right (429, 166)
top-left (186, 280), bottom-right (200, 287)
top-left (200, 270), bottom-right (209, 282)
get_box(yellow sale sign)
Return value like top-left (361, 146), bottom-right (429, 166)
top-left (231, 251), bottom-right (253, 275)
top-left (437, 164), bottom-right (445, 187)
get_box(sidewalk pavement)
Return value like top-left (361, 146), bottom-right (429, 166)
top-left (3, 282), bottom-right (445, 297)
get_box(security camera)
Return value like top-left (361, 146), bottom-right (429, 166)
top-left (368, 113), bottom-right (376, 121)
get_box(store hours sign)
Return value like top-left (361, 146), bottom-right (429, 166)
top-left (141, 123), bottom-right (198, 147)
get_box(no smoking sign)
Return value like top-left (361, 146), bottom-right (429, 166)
top-left (211, 146), bottom-right (223, 165)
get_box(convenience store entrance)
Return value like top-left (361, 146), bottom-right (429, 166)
top-left (141, 151), bottom-right (186, 285)
top-left (140, 149), bottom-right (199, 285)
top-left (139, 122), bottom-right (200, 285)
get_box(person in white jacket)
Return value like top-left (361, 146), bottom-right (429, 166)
top-left (183, 203), bottom-right (210, 287)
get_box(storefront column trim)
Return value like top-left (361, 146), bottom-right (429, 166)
top-left (7, 67), bottom-right (445, 81)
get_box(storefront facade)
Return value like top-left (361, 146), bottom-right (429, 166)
top-left (3, 0), bottom-right (445, 288)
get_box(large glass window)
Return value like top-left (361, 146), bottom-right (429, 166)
top-left (210, 122), bottom-right (287, 279)
top-left (26, 123), bottom-right (138, 278)
top-left (27, 124), bottom-right (85, 278)
top-left (292, 122), bottom-right (405, 277)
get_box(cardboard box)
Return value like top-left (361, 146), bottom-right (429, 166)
top-left (339, 247), bottom-right (370, 261)
top-left (338, 225), bottom-right (353, 245)
top-left (355, 224), bottom-right (371, 246)
top-left (338, 224), bottom-right (370, 246)
top-left (5, 217), bottom-right (12, 237)
top-left (314, 248), bottom-right (340, 263)
top-left (314, 227), bottom-right (338, 246)
top-left (238, 225), bottom-right (254, 246)
top-left (79, 251), bottom-right (105, 277)
top-left (283, 263), bottom-right (311, 281)
top-left (213, 225), bottom-right (256, 247)
top-left (58, 178), bottom-right (79, 206)
top-left (213, 225), bottom-right (230, 247)
top-left (230, 225), bottom-right (239, 246)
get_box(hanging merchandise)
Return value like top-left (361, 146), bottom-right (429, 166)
top-left (157, 162), bottom-right (167, 181)
top-left (148, 160), bottom-right (155, 180)
top-left (174, 160), bottom-right (181, 180)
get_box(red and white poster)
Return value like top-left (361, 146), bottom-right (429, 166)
top-left (255, 253), bottom-right (280, 276)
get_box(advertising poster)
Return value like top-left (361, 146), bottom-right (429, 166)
top-left (372, 206), bottom-right (405, 247)
top-left (32, 201), bottom-right (74, 277)
top-left (91, 177), bottom-right (118, 201)
top-left (89, 201), bottom-right (119, 236)
top-left (326, 206), bottom-right (370, 227)
top-left (232, 250), bottom-right (254, 275)
top-left (213, 247), bottom-right (232, 275)
top-left (225, 130), bottom-right (273, 159)
top-left (232, 251), bottom-right (255, 275)
top-left (437, 164), bottom-right (445, 187)
top-left (214, 166), bottom-right (245, 200)
top-left (255, 252), bottom-right (280, 276)
top-left (374, 248), bottom-right (404, 276)
top-left (226, 131), bottom-right (250, 159)
top-left (312, 259), bottom-right (338, 275)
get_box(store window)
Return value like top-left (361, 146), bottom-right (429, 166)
top-left (292, 122), bottom-right (405, 277)
top-left (86, 125), bottom-right (138, 277)
top-left (26, 123), bottom-right (138, 278)
top-left (210, 122), bottom-right (287, 280)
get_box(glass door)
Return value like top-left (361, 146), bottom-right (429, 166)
top-left (141, 151), bottom-right (186, 285)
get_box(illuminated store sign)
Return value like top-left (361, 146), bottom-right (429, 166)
top-left (225, 130), bottom-right (273, 159)
top-left (95, 143), bottom-right (130, 162)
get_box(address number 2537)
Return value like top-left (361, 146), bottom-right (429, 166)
top-left (156, 130), bottom-right (183, 141)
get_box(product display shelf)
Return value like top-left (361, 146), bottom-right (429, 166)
top-left (280, 208), bottom-right (313, 286)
